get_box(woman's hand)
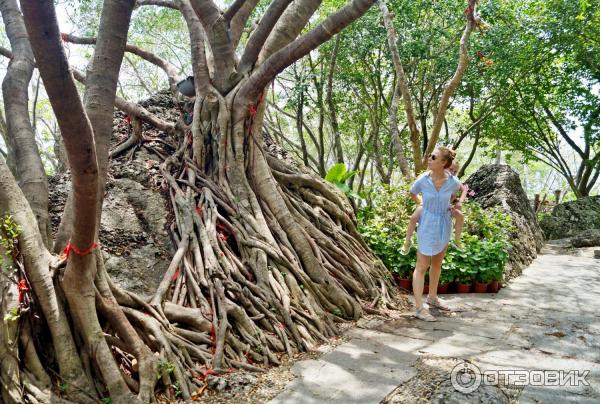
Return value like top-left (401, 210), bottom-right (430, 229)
top-left (453, 201), bottom-right (462, 210)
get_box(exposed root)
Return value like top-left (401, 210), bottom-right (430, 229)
top-left (11, 93), bottom-right (395, 401)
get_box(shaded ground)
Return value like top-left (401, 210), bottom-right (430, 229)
top-left (263, 242), bottom-right (600, 403)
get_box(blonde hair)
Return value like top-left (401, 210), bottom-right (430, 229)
top-left (437, 147), bottom-right (456, 169)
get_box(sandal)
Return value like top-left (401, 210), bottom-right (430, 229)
top-left (427, 297), bottom-right (451, 311)
top-left (414, 307), bottom-right (437, 322)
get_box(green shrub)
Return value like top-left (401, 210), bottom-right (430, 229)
top-left (358, 186), bottom-right (512, 284)
top-left (358, 184), bottom-right (417, 278)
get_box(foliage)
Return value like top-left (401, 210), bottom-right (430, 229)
top-left (324, 163), bottom-right (360, 199)
top-left (156, 359), bottom-right (175, 380)
top-left (358, 187), bottom-right (512, 283)
top-left (0, 215), bottom-right (20, 272)
top-left (357, 184), bottom-right (417, 278)
top-left (3, 307), bottom-right (20, 323)
top-left (489, 0), bottom-right (600, 197)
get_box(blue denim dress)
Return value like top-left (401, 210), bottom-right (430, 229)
top-left (410, 173), bottom-right (461, 256)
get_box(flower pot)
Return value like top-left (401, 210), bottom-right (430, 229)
top-left (487, 280), bottom-right (499, 293)
top-left (456, 282), bottom-right (471, 293)
top-left (176, 76), bottom-right (196, 97)
top-left (438, 283), bottom-right (449, 294)
top-left (398, 277), bottom-right (412, 291)
top-left (474, 281), bottom-right (488, 293)
top-left (447, 282), bottom-right (457, 294)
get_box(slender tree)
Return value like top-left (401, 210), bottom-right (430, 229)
top-left (380, 0), bottom-right (487, 174)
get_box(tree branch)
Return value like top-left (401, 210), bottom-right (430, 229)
top-left (179, 0), bottom-right (213, 98)
top-left (325, 34), bottom-right (344, 165)
top-left (0, 46), bottom-right (12, 59)
top-left (70, 70), bottom-right (176, 133)
top-left (257, 0), bottom-right (322, 63)
top-left (379, 0), bottom-right (412, 178)
top-left (135, 0), bottom-right (179, 9)
top-left (423, 0), bottom-right (478, 165)
top-left (229, 0), bottom-right (259, 50)
top-left (188, 0), bottom-right (235, 91)
top-left (242, 0), bottom-right (377, 101)
top-left (239, 0), bottom-right (294, 73)
top-left (539, 100), bottom-right (585, 158)
top-left (62, 33), bottom-right (183, 92)
top-left (20, 0), bottom-right (98, 251)
top-left (223, 0), bottom-right (245, 21)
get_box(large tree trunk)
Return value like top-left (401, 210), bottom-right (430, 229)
top-left (0, 0), bottom-right (51, 248)
top-left (2, 0), bottom-right (396, 401)
top-left (0, 252), bottom-right (21, 404)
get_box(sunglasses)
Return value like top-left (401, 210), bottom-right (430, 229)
top-left (428, 154), bottom-right (438, 160)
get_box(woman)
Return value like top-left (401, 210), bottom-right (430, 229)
top-left (409, 147), bottom-right (461, 321)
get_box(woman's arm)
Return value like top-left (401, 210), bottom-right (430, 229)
top-left (458, 184), bottom-right (468, 204)
top-left (410, 192), bottom-right (422, 205)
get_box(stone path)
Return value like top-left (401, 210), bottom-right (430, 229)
top-left (270, 243), bottom-right (600, 403)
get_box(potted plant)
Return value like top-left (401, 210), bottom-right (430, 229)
top-left (474, 265), bottom-right (492, 293)
top-left (455, 268), bottom-right (472, 293)
top-left (396, 266), bottom-right (412, 291)
top-left (487, 264), bottom-right (503, 293)
top-left (438, 267), bottom-right (454, 294)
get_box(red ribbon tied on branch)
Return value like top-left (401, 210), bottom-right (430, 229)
top-left (18, 279), bottom-right (29, 303)
top-left (63, 239), bottom-right (99, 257)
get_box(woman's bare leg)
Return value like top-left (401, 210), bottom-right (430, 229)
top-left (412, 251), bottom-right (430, 310)
top-left (428, 246), bottom-right (447, 300)
top-left (427, 246), bottom-right (451, 311)
top-left (402, 206), bottom-right (422, 254)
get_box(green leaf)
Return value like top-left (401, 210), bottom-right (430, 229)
top-left (3, 307), bottom-right (20, 322)
top-left (325, 163), bottom-right (347, 183)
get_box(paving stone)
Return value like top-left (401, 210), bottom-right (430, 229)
top-left (270, 250), bottom-right (600, 403)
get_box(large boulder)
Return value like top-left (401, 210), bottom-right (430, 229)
top-left (49, 168), bottom-right (172, 296)
top-left (48, 91), bottom-right (179, 296)
top-left (571, 229), bottom-right (600, 248)
top-left (465, 164), bottom-right (544, 279)
top-left (539, 196), bottom-right (600, 240)
top-left (99, 175), bottom-right (172, 295)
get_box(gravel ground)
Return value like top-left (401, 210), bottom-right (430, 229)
top-left (382, 357), bottom-right (521, 404)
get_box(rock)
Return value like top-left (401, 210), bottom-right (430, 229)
top-left (49, 174), bottom-right (172, 296)
top-left (595, 250), bottom-right (600, 259)
top-left (48, 93), bottom-right (178, 296)
top-left (571, 229), bottom-right (600, 248)
top-left (99, 178), bottom-right (171, 296)
top-left (540, 196), bottom-right (600, 240)
top-left (428, 380), bottom-right (506, 404)
top-left (206, 375), bottom-right (228, 391)
top-left (465, 164), bottom-right (544, 279)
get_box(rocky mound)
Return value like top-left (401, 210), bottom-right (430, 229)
top-left (48, 91), bottom-right (300, 296)
top-left (465, 164), bottom-right (544, 279)
top-left (49, 91), bottom-right (179, 296)
top-left (539, 196), bottom-right (600, 240)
